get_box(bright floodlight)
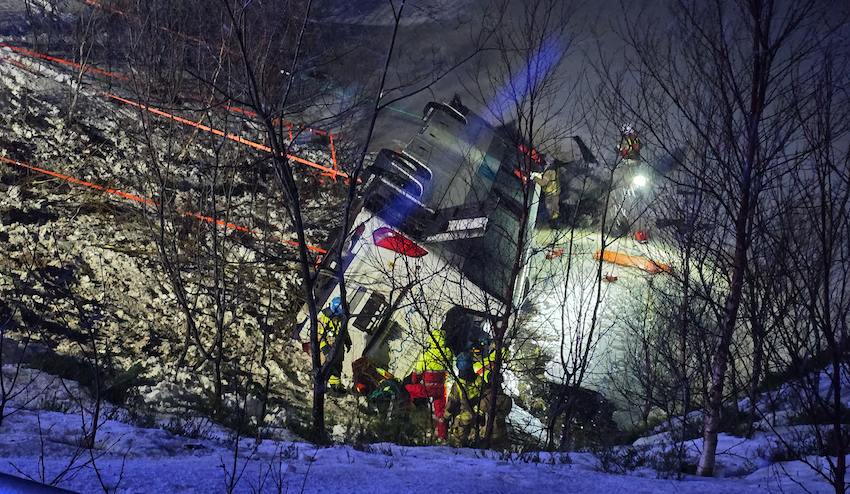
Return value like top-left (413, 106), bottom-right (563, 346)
top-left (633, 174), bottom-right (649, 187)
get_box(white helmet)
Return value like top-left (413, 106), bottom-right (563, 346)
top-left (620, 123), bottom-right (635, 135)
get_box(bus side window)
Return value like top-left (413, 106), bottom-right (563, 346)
top-left (349, 286), bottom-right (368, 314)
top-left (353, 292), bottom-right (388, 334)
top-left (313, 270), bottom-right (339, 307)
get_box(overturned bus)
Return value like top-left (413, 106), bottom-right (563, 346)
top-left (294, 99), bottom-right (540, 381)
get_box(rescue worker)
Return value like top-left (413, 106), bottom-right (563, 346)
top-left (532, 162), bottom-right (561, 226)
top-left (472, 340), bottom-right (508, 383)
top-left (473, 341), bottom-right (513, 449)
top-left (619, 124), bottom-right (641, 161)
top-left (318, 297), bottom-right (351, 393)
top-left (445, 375), bottom-right (480, 447)
top-left (405, 327), bottom-right (453, 441)
top-left (445, 341), bottom-right (513, 448)
top-left (478, 382), bottom-right (512, 449)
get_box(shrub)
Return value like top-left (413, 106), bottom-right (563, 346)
top-left (592, 444), bottom-right (645, 474)
top-left (645, 443), bottom-right (695, 479)
top-left (163, 415), bottom-right (215, 440)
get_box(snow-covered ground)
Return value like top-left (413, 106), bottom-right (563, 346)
top-left (524, 227), bottom-right (669, 397)
top-left (0, 398), bottom-right (830, 492)
top-left (0, 365), bottom-right (840, 493)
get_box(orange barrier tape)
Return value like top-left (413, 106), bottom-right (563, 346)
top-left (593, 249), bottom-right (672, 274)
top-left (222, 104), bottom-right (257, 119)
top-left (105, 93), bottom-right (348, 179)
top-left (0, 154), bottom-right (327, 254)
top-left (217, 103), bottom-right (340, 146)
top-left (329, 134), bottom-right (338, 171)
top-left (1, 42), bottom-right (342, 175)
top-left (215, 104), bottom-right (341, 175)
top-left (0, 154), bottom-right (154, 205)
top-left (0, 43), bottom-right (128, 81)
top-left (80, 0), bottom-right (341, 158)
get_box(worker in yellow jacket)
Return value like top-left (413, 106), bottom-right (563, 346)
top-left (405, 328), bottom-right (453, 440)
top-left (532, 164), bottom-right (561, 225)
top-left (318, 297), bottom-right (351, 392)
top-left (472, 342), bottom-right (512, 448)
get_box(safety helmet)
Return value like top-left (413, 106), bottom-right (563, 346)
top-left (620, 124), bottom-right (635, 135)
top-left (329, 297), bottom-right (343, 316)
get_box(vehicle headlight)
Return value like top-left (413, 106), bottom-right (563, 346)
top-left (632, 174), bottom-right (648, 187)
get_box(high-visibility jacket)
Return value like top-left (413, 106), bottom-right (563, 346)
top-left (619, 136), bottom-right (641, 159)
top-left (318, 309), bottom-right (342, 350)
top-left (445, 378), bottom-right (480, 447)
top-left (413, 329), bottom-right (452, 372)
top-left (540, 168), bottom-right (560, 196)
top-left (473, 344), bottom-right (509, 383)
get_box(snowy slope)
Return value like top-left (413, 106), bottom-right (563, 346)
top-left (0, 367), bottom-right (837, 494)
top-left (0, 405), bottom-right (828, 493)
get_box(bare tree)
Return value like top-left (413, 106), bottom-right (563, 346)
top-left (616, 0), bottom-right (843, 476)
top-left (67, 1), bottom-right (104, 118)
top-left (759, 50), bottom-right (850, 494)
top-left (0, 261), bottom-right (40, 427)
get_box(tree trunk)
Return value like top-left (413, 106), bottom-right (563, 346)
top-left (697, 203), bottom-right (750, 476)
top-left (311, 373), bottom-right (326, 441)
top-left (829, 321), bottom-right (846, 494)
top-left (698, 0), bottom-right (766, 469)
top-left (831, 359), bottom-right (846, 494)
top-left (746, 320), bottom-right (764, 437)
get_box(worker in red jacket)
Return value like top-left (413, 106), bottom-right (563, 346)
top-left (405, 328), bottom-right (453, 441)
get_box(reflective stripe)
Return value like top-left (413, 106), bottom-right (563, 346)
top-left (472, 346), bottom-right (509, 382)
top-left (318, 311), bottom-right (341, 349)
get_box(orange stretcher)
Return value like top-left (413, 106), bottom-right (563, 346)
top-left (593, 250), bottom-right (672, 274)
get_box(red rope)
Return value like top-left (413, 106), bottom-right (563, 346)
top-left (104, 93), bottom-right (347, 179)
top-left (0, 42), bottom-right (129, 81)
top-left (0, 43), bottom-right (342, 175)
top-left (0, 155), bottom-right (327, 254)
